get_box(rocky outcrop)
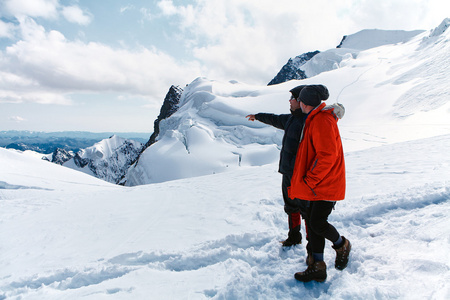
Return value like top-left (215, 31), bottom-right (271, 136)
top-left (45, 148), bottom-right (74, 165)
top-left (52, 135), bottom-right (144, 184)
top-left (268, 51), bottom-right (320, 85)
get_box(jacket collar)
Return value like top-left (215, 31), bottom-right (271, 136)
top-left (305, 103), bottom-right (326, 123)
top-left (291, 108), bottom-right (304, 117)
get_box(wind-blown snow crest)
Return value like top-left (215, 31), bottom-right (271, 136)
top-left (124, 78), bottom-right (284, 185)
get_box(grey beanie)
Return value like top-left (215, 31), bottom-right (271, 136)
top-left (289, 85), bottom-right (307, 100)
top-left (299, 84), bottom-right (329, 106)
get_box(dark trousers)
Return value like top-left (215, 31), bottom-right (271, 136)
top-left (282, 174), bottom-right (308, 230)
top-left (303, 200), bottom-right (340, 254)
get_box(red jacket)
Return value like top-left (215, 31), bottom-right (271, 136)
top-left (288, 103), bottom-right (346, 201)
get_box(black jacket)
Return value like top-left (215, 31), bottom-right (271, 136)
top-left (255, 109), bottom-right (305, 176)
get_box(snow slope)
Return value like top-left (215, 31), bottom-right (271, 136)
top-left (1, 133), bottom-right (449, 299)
top-left (124, 19), bottom-right (450, 186)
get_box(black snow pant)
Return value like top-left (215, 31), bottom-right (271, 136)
top-left (303, 200), bottom-right (341, 254)
top-left (282, 174), bottom-right (309, 235)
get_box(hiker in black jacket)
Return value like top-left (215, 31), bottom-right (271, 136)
top-left (246, 85), bottom-right (309, 247)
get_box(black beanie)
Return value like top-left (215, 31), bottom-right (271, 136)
top-left (289, 85), bottom-right (307, 100)
top-left (299, 85), bottom-right (329, 107)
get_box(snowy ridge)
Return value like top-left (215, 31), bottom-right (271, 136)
top-left (337, 29), bottom-right (424, 50)
top-left (300, 28), bottom-right (425, 80)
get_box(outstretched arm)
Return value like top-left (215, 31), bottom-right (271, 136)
top-left (246, 114), bottom-right (256, 121)
top-left (246, 113), bottom-right (290, 130)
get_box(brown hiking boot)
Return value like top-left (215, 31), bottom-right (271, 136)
top-left (333, 236), bottom-right (351, 270)
top-left (294, 261), bottom-right (327, 282)
top-left (305, 251), bottom-right (314, 266)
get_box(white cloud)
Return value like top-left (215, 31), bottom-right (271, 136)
top-left (0, 0), bottom-right (448, 109)
top-left (151, 0), bottom-right (449, 85)
top-left (139, 7), bottom-right (153, 22)
top-left (1, 0), bottom-right (59, 19)
top-left (120, 5), bottom-right (135, 14)
top-left (155, 0), bottom-right (349, 84)
top-left (61, 5), bottom-right (93, 26)
top-left (157, 0), bottom-right (179, 16)
top-left (0, 19), bottom-right (16, 38)
top-left (0, 17), bottom-right (200, 105)
top-left (8, 116), bottom-right (25, 122)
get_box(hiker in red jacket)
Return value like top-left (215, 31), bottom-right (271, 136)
top-left (288, 84), bottom-right (351, 283)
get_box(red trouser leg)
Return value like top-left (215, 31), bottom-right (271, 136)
top-left (289, 212), bottom-right (301, 229)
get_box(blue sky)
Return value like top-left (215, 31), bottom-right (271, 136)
top-left (0, 0), bottom-right (448, 132)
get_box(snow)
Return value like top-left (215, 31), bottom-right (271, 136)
top-left (1, 21), bottom-right (450, 299)
top-left (1, 134), bottom-right (449, 299)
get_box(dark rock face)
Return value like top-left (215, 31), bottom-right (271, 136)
top-left (71, 137), bottom-right (143, 184)
top-left (336, 35), bottom-right (347, 48)
top-left (147, 85), bottom-right (183, 148)
top-left (136, 85), bottom-right (183, 160)
top-left (268, 51), bottom-right (320, 85)
top-left (47, 148), bottom-right (74, 165)
top-left (86, 140), bottom-right (142, 183)
top-left (74, 153), bottom-right (90, 168)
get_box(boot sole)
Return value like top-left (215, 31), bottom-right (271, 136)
top-left (279, 241), bottom-right (302, 247)
top-left (294, 275), bottom-right (327, 283)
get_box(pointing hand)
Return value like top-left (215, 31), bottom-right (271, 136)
top-left (246, 114), bottom-right (256, 121)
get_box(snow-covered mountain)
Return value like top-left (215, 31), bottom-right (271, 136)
top-left (55, 135), bottom-right (143, 184)
top-left (122, 19), bottom-right (450, 186)
top-left (268, 28), bottom-right (424, 85)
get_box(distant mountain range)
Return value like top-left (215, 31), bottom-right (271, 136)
top-left (0, 131), bottom-right (149, 153)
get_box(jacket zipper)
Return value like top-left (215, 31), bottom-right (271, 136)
top-left (303, 177), bottom-right (317, 197)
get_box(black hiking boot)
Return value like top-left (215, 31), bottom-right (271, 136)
top-left (333, 236), bottom-right (351, 270)
top-left (294, 261), bottom-right (327, 282)
top-left (281, 230), bottom-right (302, 247)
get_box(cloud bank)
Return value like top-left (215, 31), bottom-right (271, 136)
top-left (0, 0), bottom-right (448, 110)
